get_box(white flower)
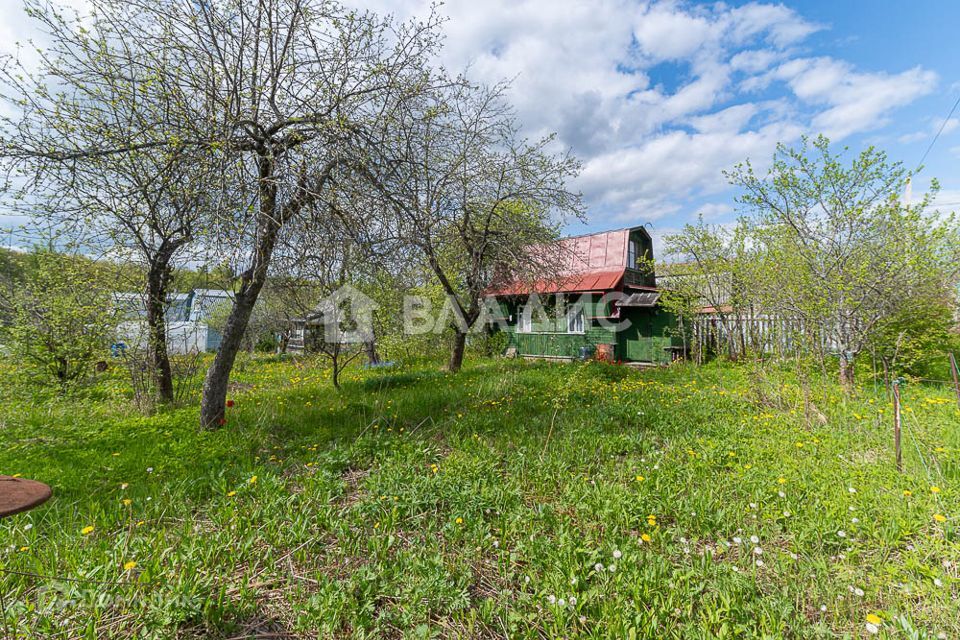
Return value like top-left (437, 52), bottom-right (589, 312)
top-left (680, 537), bottom-right (688, 544)
top-left (683, 547), bottom-right (691, 555)
top-left (866, 623), bottom-right (879, 635)
top-left (558, 598), bottom-right (566, 607)
top-left (146, 467), bottom-right (154, 473)
top-left (690, 511), bottom-right (696, 516)
top-left (755, 559), bottom-right (764, 567)
top-left (851, 518), bottom-right (859, 524)
top-left (607, 564), bottom-right (616, 573)
top-left (570, 577), bottom-right (577, 586)
top-left (934, 578), bottom-right (943, 587)
top-left (790, 553), bottom-right (798, 560)
top-left (837, 530), bottom-right (846, 538)
top-left (613, 549), bottom-right (622, 559)
top-left (547, 595), bottom-right (556, 604)
top-left (733, 537), bottom-right (743, 545)
top-left (569, 596), bottom-right (577, 606)
top-left (820, 605), bottom-right (827, 612)
top-left (749, 503), bottom-right (758, 509)
top-left (732, 566), bottom-right (740, 573)
top-left (848, 487), bottom-right (856, 494)
top-left (778, 491), bottom-right (786, 498)
top-left (854, 587), bottom-right (865, 597)
top-left (849, 506), bottom-right (856, 511)
top-left (653, 464), bottom-right (659, 470)
top-left (783, 511), bottom-right (791, 517)
top-left (579, 616), bottom-right (587, 624)
top-left (594, 563), bottom-right (603, 572)
top-left (492, 540), bottom-right (499, 548)
top-left (750, 535), bottom-right (759, 544)
top-left (753, 547), bottom-right (763, 555)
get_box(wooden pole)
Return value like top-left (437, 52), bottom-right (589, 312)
top-left (949, 353), bottom-right (960, 411)
top-left (892, 380), bottom-right (903, 473)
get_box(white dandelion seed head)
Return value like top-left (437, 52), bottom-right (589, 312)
top-left (547, 595), bottom-right (556, 605)
top-left (749, 503), bottom-right (758, 509)
top-left (733, 537), bottom-right (743, 545)
top-left (837, 530), bottom-right (846, 538)
top-left (558, 598), bottom-right (566, 607)
top-left (778, 491), bottom-right (786, 498)
top-left (755, 559), bottom-right (764, 567)
top-left (569, 596), bottom-right (577, 606)
top-left (570, 577), bottom-right (577, 586)
top-left (680, 537), bottom-right (688, 544)
top-left (613, 549), bottom-right (622, 559)
top-left (865, 622), bottom-right (879, 635)
top-left (934, 578), bottom-right (943, 587)
top-left (594, 563), bottom-right (603, 572)
top-left (753, 547), bottom-right (763, 555)
top-left (854, 587), bottom-right (865, 597)
top-left (750, 535), bottom-right (759, 544)
top-left (820, 605), bottom-right (827, 612)
top-left (607, 564), bottom-right (616, 572)
top-left (848, 487), bottom-right (856, 494)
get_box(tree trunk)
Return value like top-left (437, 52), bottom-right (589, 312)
top-left (839, 351), bottom-right (855, 390)
top-left (145, 259), bottom-right (174, 403)
top-left (200, 158), bottom-right (283, 428)
top-left (448, 330), bottom-right (467, 372)
top-left (365, 334), bottom-right (380, 365)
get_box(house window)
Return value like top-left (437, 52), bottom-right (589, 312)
top-left (567, 306), bottom-right (584, 333)
top-left (628, 239), bottom-right (638, 268)
top-left (518, 304), bottom-right (532, 333)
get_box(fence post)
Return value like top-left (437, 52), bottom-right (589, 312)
top-left (892, 379), bottom-right (903, 473)
top-left (949, 353), bottom-right (960, 411)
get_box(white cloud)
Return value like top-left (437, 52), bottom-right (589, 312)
top-left (772, 57), bottom-right (937, 138)
top-left (0, 0), bottom-right (940, 233)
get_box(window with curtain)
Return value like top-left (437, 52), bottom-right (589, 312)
top-left (518, 303), bottom-right (532, 333)
top-left (567, 306), bottom-right (584, 333)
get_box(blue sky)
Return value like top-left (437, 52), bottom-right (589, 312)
top-left (2, 0), bottom-right (958, 252)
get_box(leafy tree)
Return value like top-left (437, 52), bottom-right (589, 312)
top-left (1, 0), bottom-right (444, 428)
top-left (728, 135), bottom-right (960, 387)
top-left (0, 252), bottom-right (116, 387)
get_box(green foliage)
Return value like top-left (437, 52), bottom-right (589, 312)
top-left (1, 251), bottom-right (117, 387)
top-left (2, 356), bottom-right (959, 637)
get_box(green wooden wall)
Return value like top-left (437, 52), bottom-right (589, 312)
top-left (494, 294), bottom-right (681, 364)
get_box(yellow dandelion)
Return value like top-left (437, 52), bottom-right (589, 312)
top-left (641, 533), bottom-right (652, 542)
top-left (777, 477), bottom-right (786, 484)
top-left (18, 546), bottom-right (29, 552)
top-left (226, 490), bottom-right (237, 497)
top-left (81, 525), bottom-right (95, 535)
top-left (933, 513), bottom-right (947, 523)
top-left (866, 614), bottom-right (882, 625)
top-left (123, 561), bottom-right (137, 571)
top-left (931, 486), bottom-right (941, 494)
top-left (903, 490), bottom-right (912, 497)
top-left (455, 517), bottom-right (464, 524)
top-left (122, 498), bottom-right (132, 506)
top-left (635, 475), bottom-right (645, 482)
top-left (248, 475), bottom-right (258, 484)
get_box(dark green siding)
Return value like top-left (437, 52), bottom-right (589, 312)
top-left (496, 294), bottom-right (681, 364)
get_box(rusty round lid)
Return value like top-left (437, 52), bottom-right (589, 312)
top-left (0, 475), bottom-right (52, 518)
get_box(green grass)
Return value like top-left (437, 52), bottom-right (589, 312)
top-left (1, 355), bottom-right (958, 638)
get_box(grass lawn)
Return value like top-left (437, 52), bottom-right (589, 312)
top-left (1, 355), bottom-right (958, 638)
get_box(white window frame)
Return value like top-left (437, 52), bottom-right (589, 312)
top-left (518, 303), bottom-right (533, 333)
top-left (567, 305), bottom-right (585, 334)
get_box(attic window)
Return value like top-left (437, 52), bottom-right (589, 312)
top-left (628, 239), bottom-right (638, 268)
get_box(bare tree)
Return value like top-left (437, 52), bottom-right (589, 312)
top-left (1, 0), bottom-right (443, 427)
top-left (355, 80), bottom-right (583, 372)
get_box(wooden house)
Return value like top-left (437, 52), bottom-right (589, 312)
top-left (486, 226), bottom-right (683, 364)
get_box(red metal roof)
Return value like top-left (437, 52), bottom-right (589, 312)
top-left (487, 228), bottom-right (635, 295)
